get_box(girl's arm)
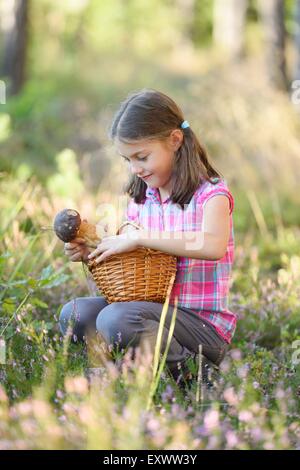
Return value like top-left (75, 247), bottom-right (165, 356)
top-left (136, 195), bottom-right (230, 261)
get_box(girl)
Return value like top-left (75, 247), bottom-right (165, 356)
top-left (60, 88), bottom-right (236, 385)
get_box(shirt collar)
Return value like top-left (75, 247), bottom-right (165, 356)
top-left (145, 178), bottom-right (221, 205)
top-left (146, 186), bottom-right (171, 204)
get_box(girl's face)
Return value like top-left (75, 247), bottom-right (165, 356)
top-left (115, 130), bottom-right (183, 193)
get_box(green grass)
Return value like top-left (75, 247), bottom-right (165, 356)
top-left (1, 48), bottom-right (300, 449)
top-left (0, 168), bottom-right (299, 449)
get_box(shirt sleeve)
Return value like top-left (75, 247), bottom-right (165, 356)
top-left (196, 180), bottom-right (234, 216)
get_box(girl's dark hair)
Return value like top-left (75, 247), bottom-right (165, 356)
top-left (109, 88), bottom-right (222, 209)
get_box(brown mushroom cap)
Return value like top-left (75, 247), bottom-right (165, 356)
top-left (53, 209), bottom-right (81, 242)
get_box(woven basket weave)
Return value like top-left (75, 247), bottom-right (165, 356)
top-left (86, 221), bottom-right (177, 303)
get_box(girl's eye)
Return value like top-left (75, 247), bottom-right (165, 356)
top-left (122, 156), bottom-right (148, 162)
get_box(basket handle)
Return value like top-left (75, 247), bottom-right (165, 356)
top-left (116, 220), bottom-right (143, 235)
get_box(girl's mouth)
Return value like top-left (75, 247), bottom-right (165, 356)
top-left (141, 174), bottom-right (153, 181)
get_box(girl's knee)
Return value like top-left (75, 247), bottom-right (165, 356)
top-left (96, 303), bottom-right (131, 348)
top-left (59, 296), bottom-right (107, 340)
top-left (59, 299), bottom-right (79, 336)
top-left (59, 297), bottom-right (91, 340)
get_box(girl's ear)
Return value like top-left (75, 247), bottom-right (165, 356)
top-left (169, 129), bottom-right (184, 151)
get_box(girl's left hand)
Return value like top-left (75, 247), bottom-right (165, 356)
top-left (87, 232), bottom-right (140, 264)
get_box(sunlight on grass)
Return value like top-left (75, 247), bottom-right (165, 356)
top-left (1, 28), bottom-right (300, 447)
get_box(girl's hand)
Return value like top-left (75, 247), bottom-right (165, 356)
top-left (87, 232), bottom-right (140, 265)
top-left (64, 237), bottom-right (92, 263)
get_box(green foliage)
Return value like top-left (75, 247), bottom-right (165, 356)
top-left (0, 0), bottom-right (300, 448)
top-left (46, 149), bottom-right (84, 200)
top-left (0, 164), bottom-right (299, 448)
top-left (193, 0), bottom-right (214, 47)
top-left (0, 114), bottom-right (11, 143)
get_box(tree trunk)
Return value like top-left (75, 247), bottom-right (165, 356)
top-left (213, 0), bottom-right (248, 61)
top-left (1, 0), bottom-right (29, 96)
top-left (258, 0), bottom-right (288, 90)
top-left (176, 0), bottom-right (196, 45)
top-left (294, 0), bottom-right (300, 81)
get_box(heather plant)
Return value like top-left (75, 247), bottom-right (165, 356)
top-left (1, 45), bottom-right (300, 448)
top-left (0, 170), bottom-right (299, 450)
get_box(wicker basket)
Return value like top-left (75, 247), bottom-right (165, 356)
top-left (86, 221), bottom-right (177, 303)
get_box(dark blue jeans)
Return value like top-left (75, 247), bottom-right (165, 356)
top-left (59, 296), bottom-right (229, 374)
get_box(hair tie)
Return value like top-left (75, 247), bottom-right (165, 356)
top-left (181, 120), bottom-right (190, 129)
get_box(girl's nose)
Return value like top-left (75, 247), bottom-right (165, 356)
top-left (130, 163), bottom-right (143, 175)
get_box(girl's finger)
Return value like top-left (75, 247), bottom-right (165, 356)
top-left (70, 254), bottom-right (81, 261)
top-left (65, 246), bottom-right (80, 254)
top-left (95, 250), bottom-right (114, 264)
top-left (65, 239), bottom-right (86, 250)
top-left (72, 238), bottom-right (86, 244)
top-left (88, 251), bottom-right (97, 259)
top-left (71, 248), bottom-right (81, 255)
top-left (88, 246), bottom-right (102, 259)
top-left (65, 242), bottom-right (75, 249)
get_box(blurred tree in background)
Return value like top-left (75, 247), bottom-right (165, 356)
top-left (0, 0), bottom-right (299, 228)
top-left (0, 0), bottom-right (29, 95)
top-left (258, 0), bottom-right (288, 90)
top-left (1, 0), bottom-right (298, 96)
top-left (0, 3), bottom-right (300, 444)
top-left (294, 0), bottom-right (300, 79)
top-left (213, 0), bottom-right (248, 60)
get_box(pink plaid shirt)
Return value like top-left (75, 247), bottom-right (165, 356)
top-left (126, 177), bottom-right (236, 343)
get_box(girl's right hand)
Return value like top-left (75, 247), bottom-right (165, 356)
top-left (64, 237), bottom-right (91, 263)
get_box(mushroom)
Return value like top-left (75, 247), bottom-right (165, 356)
top-left (53, 208), bottom-right (100, 247)
top-left (53, 209), bottom-right (81, 242)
